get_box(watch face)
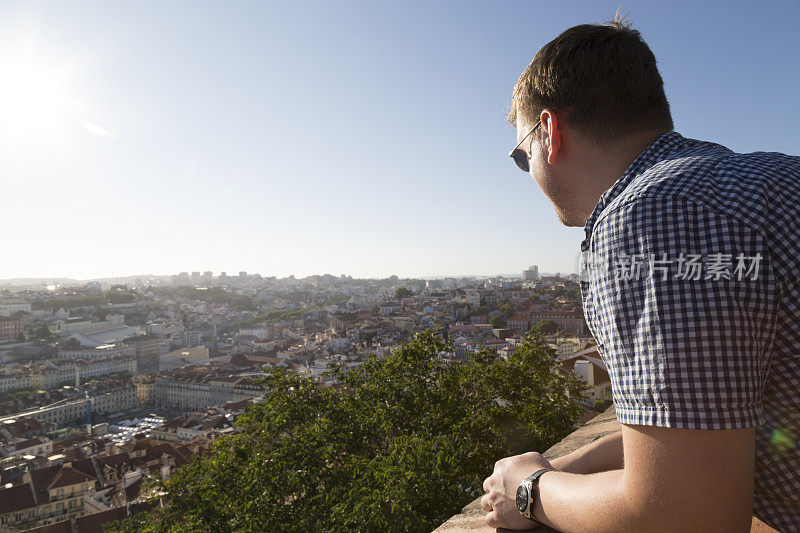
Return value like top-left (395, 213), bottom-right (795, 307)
top-left (516, 484), bottom-right (528, 512)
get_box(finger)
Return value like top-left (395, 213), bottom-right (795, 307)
top-left (484, 510), bottom-right (500, 529)
top-left (480, 493), bottom-right (493, 512)
top-left (482, 476), bottom-right (491, 493)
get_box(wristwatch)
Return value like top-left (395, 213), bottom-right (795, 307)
top-left (516, 468), bottom-right (552, 523)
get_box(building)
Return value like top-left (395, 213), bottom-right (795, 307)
top-left (0, 436), bottom-right (53, 459)
top-left (0, 301), bottom-right (32, 317)
top-left (27, 356), bottom-right (137, 390)
top-left (125, 335), bottom-right (162, 373)
top-left (507, 314), bottom-right (530, 334)
top-left (88, 384), bottom-right (138, 417)
top-left (132, 376), bottom-right (157, 407)
top-left (159, 347), bottom-right (211, 371)
top-left (57, 344), bottom-right (136, 361)
top-left (0, 464), bottom-right (95, 529)
top-left (60, 319), bottom-right (144, 348)
top-left (523, 265), bottom-right (539, 281)
top-left (529, 309), bottom-right (588, 335)
top-left (150, 414), bottom-right (234, 444)
top-left (0, 417), bottom-right (56, 440)
top-left (0, 373), bottom-right (32, 393)
top-left (558, 344), bottom-right (612, 403)
top-left (0, 316), bottom-right (23, 341)
top-left (0, 382), bottom-right (137, 427)
top-left (154, 371), bottom-right (263, 411)
top-left (238, 326), bottom-right (273, 340)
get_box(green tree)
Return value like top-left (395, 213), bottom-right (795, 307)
top-left (104, 290), bottom-right (136, 304)
top-left (532, 319), bottom-right (558, 335)
top-left (490, 316), bottom-right (507, 329)
top-left (151, 287), bottom-right (256, 312)
top-left (30, 323), bottom-right (55, 343)
top-left (500, 303), bottom-right (515, 318)
top-left (395, 287), bottom-right (412, 299)
top-left (107, 330), bottom-right (583, 533)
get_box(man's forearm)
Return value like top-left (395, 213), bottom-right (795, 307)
top-left (535, 434), bottom-right (644, 532)
top-left (529, 426), bottom-right (754, 533)
top-left (533, 468), bottom-right (646, 533)
top-left (549, 432), bottom-right (623, 474)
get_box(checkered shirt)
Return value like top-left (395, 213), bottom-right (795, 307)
top-left (580, 131), bottom-right (800, 531)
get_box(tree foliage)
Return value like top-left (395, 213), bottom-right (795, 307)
top-left (490, 316), bottom-right (506, 329)
top-left (233, 301), bottom-right (341, 328)
top-left (532, 319), bottom-right (559, 335)
top-left (0, 387), bottom-right (37, 405)
top-left (152, 287), bottom-right (256, 312)
top-left (31, 291), bottom-right (136, 311)
top-left (107, 330), bottom-right (584, 533)
top-left (29, 323), bottom-right (55, 342)
top-left (394, 287), bottom-right (412, 299)
top-left (532, 284), bottom-right (581, 303)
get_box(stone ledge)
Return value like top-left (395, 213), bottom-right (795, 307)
top-left (432, 407), bottom-right (778, 533)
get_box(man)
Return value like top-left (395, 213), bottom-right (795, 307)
top-left (481, 20), bottom-right (800, 533)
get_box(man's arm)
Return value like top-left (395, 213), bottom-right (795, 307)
top-left (483, 424), bottom-right (755, 532)
top-left (549, 432), bottom-right (623, 475)
top-left (481, 199), bottom-right (775, 531)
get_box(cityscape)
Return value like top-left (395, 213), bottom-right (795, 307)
top-left (0, 267), bottom-right (610, 531)
top-left (2, 0), bottom-right (791, 530)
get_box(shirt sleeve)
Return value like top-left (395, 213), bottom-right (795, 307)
top-left (587, 195), bottom-right (780, 429)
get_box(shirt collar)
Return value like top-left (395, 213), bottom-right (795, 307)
top-left (580, 131), bottom-right (688, 251)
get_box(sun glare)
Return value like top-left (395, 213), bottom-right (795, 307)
top-left (0, 57), bottom-right (72, 142)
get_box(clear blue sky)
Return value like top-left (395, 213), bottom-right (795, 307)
top-left (1, 0), bottom-right (798, 280)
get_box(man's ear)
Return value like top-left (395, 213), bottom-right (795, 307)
top-left (541, 109), bottom-right (561, 165)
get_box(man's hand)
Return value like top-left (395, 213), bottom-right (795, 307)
top-left (481, 452), bottom-right (553, 530)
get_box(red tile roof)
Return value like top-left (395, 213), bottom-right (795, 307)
top-left (48, 466), bottom-right (95, 490)
top-left (0, 483), bottom-right (36, 514)
top-left (27, 464), bottom-right (96, 503)
top-left (25, 521), bottom-right (72, 533)
top-left (75, 507), bottom-right (128, 533)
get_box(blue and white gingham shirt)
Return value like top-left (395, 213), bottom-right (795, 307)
top-left (580, 131), bottom-right (800, 531)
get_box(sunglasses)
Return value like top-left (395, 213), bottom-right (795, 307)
top-left (509, 119), bottom-right (541, 172)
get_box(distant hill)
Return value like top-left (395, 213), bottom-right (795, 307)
top-left (0, 278), bottom-right (83, 287)
top-left (0, 274), bottom-right (171, 288)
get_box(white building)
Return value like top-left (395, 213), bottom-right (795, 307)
top-left (0, 384), bottom-right (137, 426)
top-left (0, 436), bottom-right (53, 459)
top-left (155, 373), bottom-right (262, 411)
top-left (523, 265), bottom-right (539, 281)
top-left (0, 301), bottom-right (32, 317)
top-left (0, 373), bottom-right (32, 393)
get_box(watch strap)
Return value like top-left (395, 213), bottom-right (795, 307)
top-left (523, 468), bottom-right (553, 524)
